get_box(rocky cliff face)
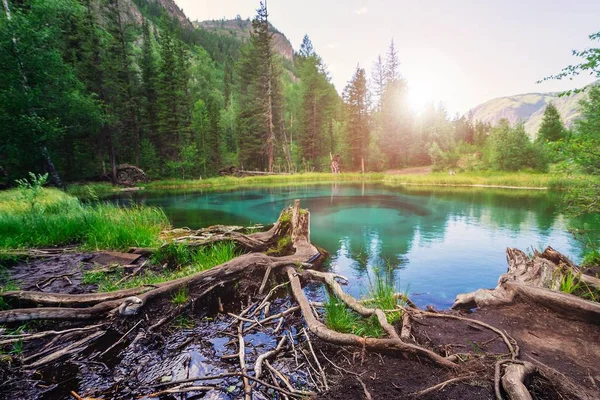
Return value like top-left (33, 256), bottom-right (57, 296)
top-left (154, 0), bottom-right (193, 30)
top-left (194, 19), bottom-right (294, 62)
top-left (468, 87), bottom-right (592, 137)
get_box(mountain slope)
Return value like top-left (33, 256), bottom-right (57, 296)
top-left (194, 18), bottom-right (294, 62)
top-left (468, 86), bottom-right (592, 137)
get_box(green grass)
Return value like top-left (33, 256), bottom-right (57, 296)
top-left (324, 268), bottom-right (406, 338)
top-left (171, 287), bottom-right (189, 305)
top-left (559, 269), bottom-right (599, 302)
top-left (89, 241), bottom-right (238, 292)
top-left (0, 188), bottom-right (169, 250)
top-left (66, 171), bottom-right (598, 194)
top-left (384, 171), bottom-right (595, 190)
top-left (324, 296), bottom-right (384, 338)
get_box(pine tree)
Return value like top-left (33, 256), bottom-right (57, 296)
top-left (140, 17), bottom-right (158, 142)
top-left (343, 66), bottom-right (370, 171)
top-left (371, 55), bottom-right (386, 111)
top-left (297, 35), bottom-right (336, 168)
top-left (103, 0), bottom-right (141, 167)
top-left (236, 1), bottom-right (283, 171)
top-left (156, 24), bottom-right (179, 158)
top-left (537, 102), bottom-right (565, 143)
top-left (379, 39), bottom-right (411, 168)
top-left (385, 39), bottom-right (400, 81)
top-left (299, 34), bottom-right (315, 58)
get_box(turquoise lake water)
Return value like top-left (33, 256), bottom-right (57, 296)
top-left (114, 183), bottom-right (597, 308)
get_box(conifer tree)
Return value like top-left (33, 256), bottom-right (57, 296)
top-left (379, 39), bottom-right (411, 167)
top-left (236, 1), bottom-right (283, 171)
top-left (537, 102), bottom-right (565, 143)
top-left (103, 0), bottom-right (141, 166)
top-left (141, 18), bottom-right (158, 142)
top-left (343, 66), bottom-right (370, 171)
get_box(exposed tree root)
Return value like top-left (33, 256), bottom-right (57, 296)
top-left (2, 205), bottom-right (593, 400)
top-left (453, 247), bottom-right (600, 325)
top-left (285, 267), bottom-right (458, 370)
top-left (0, 200), bottom-right (320, 323)
top-left (501, 361), bottom-right (536, 400)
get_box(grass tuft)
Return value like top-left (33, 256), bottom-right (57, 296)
top-left (0, 188), bottom-right (169, 250)
top-left (171, 287), bottom-right (189, 305)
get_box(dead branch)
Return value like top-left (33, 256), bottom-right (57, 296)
top-left (24, 330), bottom-right (105, 369)
top-left (414, 375), bottom-right (473, 397)
top-left (254, 335), bottom-right (288, 379)
top-left (303, 327), bottom-right (329, 390)
top-left (0, 324), bottom-right (104, 346)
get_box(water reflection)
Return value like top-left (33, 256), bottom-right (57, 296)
top-left (114, 183), bottom-right (599, 308)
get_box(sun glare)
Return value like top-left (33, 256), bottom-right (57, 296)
top-left (406, 82), bottom-right (434, 114)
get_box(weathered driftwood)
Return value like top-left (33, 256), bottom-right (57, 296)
top-left (452, 247), bottom-right (600, 324)
top-left (0, 201), bottom-right (320, 323)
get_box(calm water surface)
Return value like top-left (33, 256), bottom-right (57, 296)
top-left (115, 183), bottom-right (597, 308)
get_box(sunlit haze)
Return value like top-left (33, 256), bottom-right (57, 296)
top-left (175, 0), bottom-right (600, 114)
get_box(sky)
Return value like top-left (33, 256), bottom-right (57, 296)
top-left (174, 0), bottom-right (600, 115)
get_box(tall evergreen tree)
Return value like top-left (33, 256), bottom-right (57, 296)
top-left (371, 55), bottom-right (386, 111)
top-left (379, 39), bottom-right (411, 168)
top-left (537, 102), bottom-right (565, 143)
top-left (140, 17), bottom-right (158, 142)
top-left (296, 35), bottom-right (337, 168)
top-left (103, 0), bottom-right (141, 167)
top-left (343, 66), bottom-right (370, 171)
top-left (236, 1), bottom-right (283, 171)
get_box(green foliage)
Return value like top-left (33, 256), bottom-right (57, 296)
top-left (82, 269), bottom-right (107, 285)
top-left (0, 188), bottom-right (169, 250)
top-left (536, 103), bottom-right (566, 143)
top-left (171, 287), bottom-right (189, 305)
top-left (486, 120), bottom-right (548, 172)
top-left (324, 296), bottom-right (383, 338)
top-left (92, 241), bottom-right (237, 292)
top-left (344, 66), bottom-right (370, 171)
top-left (582, 249), bottom-right (600, 268)
top-left (15, 173), bottom-right (49, 214)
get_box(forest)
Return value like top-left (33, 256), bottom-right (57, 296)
top-left (4, 0), bottom-right (599, 188)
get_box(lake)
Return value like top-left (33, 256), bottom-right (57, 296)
top-left (113, 183), bottom-right (596, 308)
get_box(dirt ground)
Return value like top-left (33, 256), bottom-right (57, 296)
top-left (1, 255), bottom-right (599, 400)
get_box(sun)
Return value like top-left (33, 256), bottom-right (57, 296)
top-left (406, 82), bottom-right (434, 114)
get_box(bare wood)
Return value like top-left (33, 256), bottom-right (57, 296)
top-left (254, 335), bottom-right (288, 379)
top-left (24, 330), bottom-right (105, 369)
top-left (356, 376), bottom-right (373, 400)
top-left (286, 268), bottom-right (457, 370)
top-left (400, 313), bottom-right (412, 341)
top-left (148, 372), bottom-right (304, 398)
top-left (0, 324), bottom-right (103, 345)
top-left (414, 375), bottom-right (472, 397)
top-left (302, 269), bottom-right (399, 339)
top-left (1, 201), bottom-right (320, 323)
top-left (303, 327), bottom-right (329, 390)
top-left (501, 361), bottom-right (536, 400)
top-left (98, 320), bottom-right (142, 357)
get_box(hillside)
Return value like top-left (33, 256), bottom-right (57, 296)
top-left (129, 0), bottom-right (193, 29)
top-left (194, 18), bottom-right (294, 62)
top-left (468, 86), bottom-right (592, 137)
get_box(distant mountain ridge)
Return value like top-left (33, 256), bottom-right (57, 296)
top-left (194, 18), bottom-right (294, 62)
top-left (467, 84), bottom-right (596, 137)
